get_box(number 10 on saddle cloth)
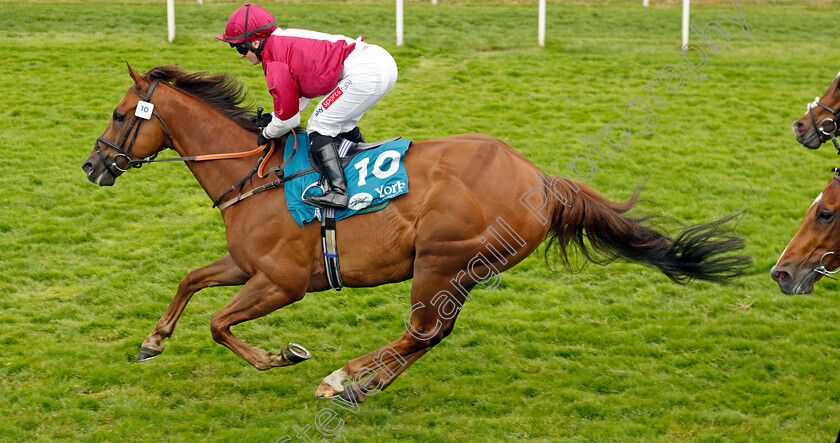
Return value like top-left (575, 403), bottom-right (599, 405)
top-left (283, 131), bottom-right (412, 227)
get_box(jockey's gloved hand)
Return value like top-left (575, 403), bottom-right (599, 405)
top-left (250, 111), bottom-right (272, 128)
top-left (257, 131), bottom-right (270, 147)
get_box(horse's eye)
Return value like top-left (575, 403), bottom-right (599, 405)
top-left (113, 112), bottom-right (126, 123)
top-left (818, 210), bottom-right (835, 222)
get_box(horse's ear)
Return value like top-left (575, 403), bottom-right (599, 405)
top-left (126, 62), bottom-right (150, 93)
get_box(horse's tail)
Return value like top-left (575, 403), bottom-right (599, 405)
top-left (543, 177), bottom-right (750, 284)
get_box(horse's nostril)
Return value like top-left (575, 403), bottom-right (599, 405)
top-left (793, 122), bottom-right (806, 133)
top-left (83, 162), bottom-right (96, 177)
top-left (774, 270), bottom-right (790, 282)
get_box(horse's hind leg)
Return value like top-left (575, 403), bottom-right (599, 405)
top-left (209, 272), bottom-right (310, 370)
top-left (315, 270), bottom-right (472, 402)
top-left (138, 254), bottom-right (249, 361)
top-left (315, 345), bottom-right (430, 402)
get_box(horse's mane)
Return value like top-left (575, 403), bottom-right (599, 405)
top-left (143, 65), bottom-right (259, 133)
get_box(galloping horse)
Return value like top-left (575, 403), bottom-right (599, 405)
top-left (83, 65), bottom-right (748, 402)
top-left (792, 70), bottom-right (840, 151)
top-left (771, 169), bottom-right (840, 294)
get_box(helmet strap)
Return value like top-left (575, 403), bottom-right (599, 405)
top-left (238, 4), bottom-right (270, 61)
top-left (247, 39), bottom-right (266, 62)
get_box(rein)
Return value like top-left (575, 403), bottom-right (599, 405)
top-left (95, 80), bottom-right (300, 210)
top-left (807, 96), bottom-right (840, 153)
top-left (212, 132), bottom-right (300, 210)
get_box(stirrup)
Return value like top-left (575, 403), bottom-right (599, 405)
top-left (304, 190), bottom-right (349, 209)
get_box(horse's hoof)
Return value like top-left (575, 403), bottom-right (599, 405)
top-left (315, 368), bottom-right (351, 397)
top-left (137, 347), bottom-right (161, 362)
top-left (337, 384), bottom-right (367, 404)
top-left (315, 381), bottom-right (343, 398)
top-left (281, 343), bottom-right (311, 365)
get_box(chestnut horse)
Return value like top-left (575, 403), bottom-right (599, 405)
top-left (83, 65), bottom-right (748, 402)
top-left (771, 169), bottom-right (840, 294)
top-left (792, 70), bottom-right (840, 151)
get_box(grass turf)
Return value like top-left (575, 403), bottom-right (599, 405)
top-left (1, 0), bottom-right (839, 441)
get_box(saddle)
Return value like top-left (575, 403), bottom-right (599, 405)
top-left (213, 132), bottom-right (411, 291)
top-left (305, 137), bottom-right (402, 291)
top-left (281, 133), bottom-right (412, 291)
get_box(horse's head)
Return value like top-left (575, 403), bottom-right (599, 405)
top-left (792, 71), bottom-right (840, 150)
top-left (83, 64), bottom-right (174, 186)
top-left (771, 170), bottom-right (840, 294)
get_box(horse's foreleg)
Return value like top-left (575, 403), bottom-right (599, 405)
top-left (138, 254), bottom-right (249, 361)
top-left (209, 272), bottom-right (308, 371)
top-left (316, 271), bottom-right (471, 402)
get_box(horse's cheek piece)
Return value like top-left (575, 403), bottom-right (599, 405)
top-left (807, 96), bottom-right (840, 153)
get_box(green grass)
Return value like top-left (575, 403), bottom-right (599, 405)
top-left (2, 0), bottom-right (840, 441)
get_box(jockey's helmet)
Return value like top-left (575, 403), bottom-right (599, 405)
top-left (216, 4), bottom-right (277, 44)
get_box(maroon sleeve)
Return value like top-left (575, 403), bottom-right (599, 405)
top-left (264, 60), bottom-right (301, 121)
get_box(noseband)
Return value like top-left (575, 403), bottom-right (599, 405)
top-left (807, 96), bottom-right (840, 153)
top-left (95, 79), bottom-right (175, 178)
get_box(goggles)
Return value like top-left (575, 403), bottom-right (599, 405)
top-left (230, 42), bottom-right (250, 55)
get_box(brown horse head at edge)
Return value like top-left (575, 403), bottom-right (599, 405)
top-left (792, 70), bottom-right (840, 151)
top-left (772, 170), bottom-right (840, 294)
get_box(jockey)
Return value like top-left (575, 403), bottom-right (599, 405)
top-left (217, 4), bottom-right (399, 209)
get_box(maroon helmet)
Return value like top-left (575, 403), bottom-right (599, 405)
top-left (216, 4), bottom-right (277, 44)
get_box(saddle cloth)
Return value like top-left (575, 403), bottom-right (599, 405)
top-left (283, 131), bottom-right (412, 227)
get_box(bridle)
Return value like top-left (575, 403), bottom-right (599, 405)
top-left (794, 249), bottom-right (839, 294)
top-left (94, 80), bottom-right (301, 210)
top-left (812, 251), bottom-right (840, 281)
top-left (807, 96), bottom-right (840, 153)
top-left (94, 79), bottom-right (175, 178)
top-left (806, 169), bottom-right (840, 281)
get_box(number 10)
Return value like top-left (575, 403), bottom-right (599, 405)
top-left (354, 150), bottom-right (402, 186)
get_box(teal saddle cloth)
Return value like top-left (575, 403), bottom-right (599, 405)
top-left (282, 131), bottom-right (412, 227)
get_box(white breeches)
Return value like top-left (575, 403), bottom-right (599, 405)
top-left (306, 43), bottom-right (398, 137)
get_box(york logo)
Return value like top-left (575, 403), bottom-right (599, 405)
top-left (375, 181), bottom-right (406, 198)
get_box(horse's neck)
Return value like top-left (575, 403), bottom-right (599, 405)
top-left (162, 90), bottom-right (264, 205)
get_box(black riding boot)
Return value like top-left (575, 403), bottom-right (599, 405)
top-left (305, 135), bottom-right (349, 209)
top-left (338, 126), bottom-right (365, 144)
